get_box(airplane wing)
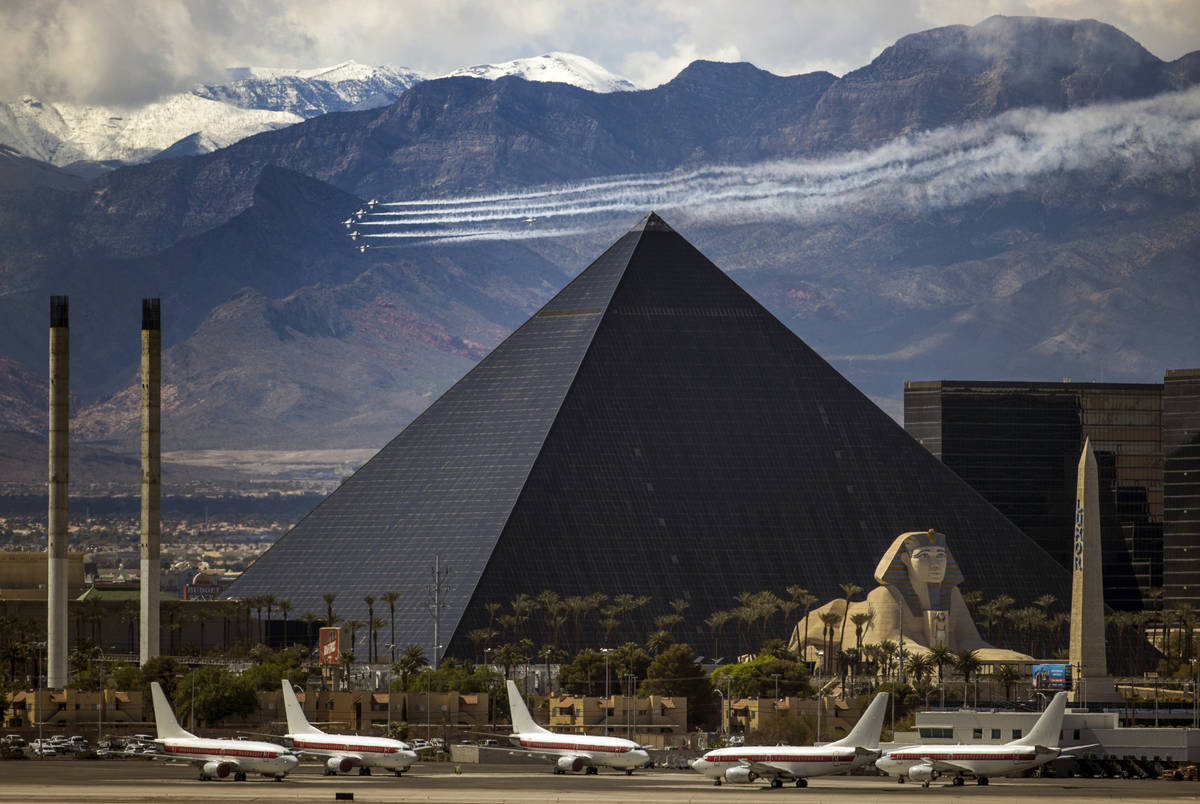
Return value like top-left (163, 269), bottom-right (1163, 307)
top-left (921, 756), bottom-right (977, 775)
top-left (738, 757), bottom-right (795, 780)
top-left (505, 747), bottom-right (594, 764)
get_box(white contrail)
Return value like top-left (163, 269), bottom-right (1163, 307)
top-left (355, 87), bottom-right (1200, 243)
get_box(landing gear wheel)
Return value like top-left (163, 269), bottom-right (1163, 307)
top-left (952, 777), bottom-right (964, 786)
top-left (554, 769), bottom-right (565, 775)
top-left (586, 766), bottom-right (598, 775)
top-left (324, 770), bottom-right (335, 776)
top-left (796, 778), bottom-right (807, 788)
top-left (897, 776), bottom-right (905, 784)
top-left (359, 767), bottom-right (371, 776)
top-left (234, 771), bottom-right (247, 782)
top-left (771, 779), bottom-right (783, 788)
top-left (625, 769), bottom-right (634, 776)
top-left (714, 779), bottom-right (722, 786)
top-left (922, 781), bottom-right (930, 788)
top-left (395, 771), bottom-right (404, 777)
top-left (274, 776), bottom-right (284, 783)
top-left (978, 777), bottom-right (989, 786)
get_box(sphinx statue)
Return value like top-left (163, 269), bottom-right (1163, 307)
top-left (790, 530), bottom-right (1032, 663)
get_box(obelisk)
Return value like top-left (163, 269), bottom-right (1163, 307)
top-left (1068, 438), bottom-right (1116, 703)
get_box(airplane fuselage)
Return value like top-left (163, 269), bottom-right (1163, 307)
top-left (877, 744), bottom-right (1057, 780)
top-left (157, 737), bottom-right (298, 779)
top-left (692, 745), bottom-right (867, 782)
top-left (512, 734), bottom-right (649, 770)
top-left (287, 733), bottom-right (417, 772)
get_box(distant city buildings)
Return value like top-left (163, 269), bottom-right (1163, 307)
top-left (904, 374), bottom-right (1199, 609)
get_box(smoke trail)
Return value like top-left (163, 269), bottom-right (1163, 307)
top-left (353, 87), bottom-right (1200, 243)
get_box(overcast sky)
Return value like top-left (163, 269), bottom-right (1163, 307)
top-left (1, 0), bottom-right (1197, 106)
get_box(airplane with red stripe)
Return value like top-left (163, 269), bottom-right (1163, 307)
top-left (875, 691), bottom-right (1070, 787)
top-left (281, 681), bottom-right (418, 776)
top-left (149, 681), bottom-right (297, 782)
top-left (690, 691), bottom-right (889, 788)
top-left (504, 680), bottom-right (650, 774)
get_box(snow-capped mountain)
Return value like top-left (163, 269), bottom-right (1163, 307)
top-left (0, 53), bottom-right (636, 170)
top-left (0, 94), bottom-right (303, 168)
top-left (195, 61), bottom-right (426, 117)
top-left (441, 52), bottom-right (639, 92)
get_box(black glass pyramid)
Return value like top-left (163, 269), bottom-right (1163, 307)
top-left (228, 213), bottom-right (1070, 658)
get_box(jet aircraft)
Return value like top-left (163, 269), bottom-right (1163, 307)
top-left (347, 230), bottom-right (360, 239)
top-left (149, 681), bottom-right (297, 782)
top-left (281, 682), bottom-right (417, 776)
top-left (875, 691), bottom-right (1073, 787)
top-left (690, 692), bottom-right (889, 788)
top-left (366, 199), bottom-right (379, 208)
top-left (504, 680), bottom-right (649, 774)
top-left (341, 218), bottom-right (354, 227)
top-left (356, 243), bottom-right (370, 253)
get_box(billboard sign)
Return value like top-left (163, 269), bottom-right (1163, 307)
top-left (319, 626), bottom-right (342, 665)
top-left (1032, 663), bottom-right (1072, 690)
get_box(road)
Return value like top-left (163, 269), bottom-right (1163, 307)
top-left (2, 759), bottom-right (1195, 804)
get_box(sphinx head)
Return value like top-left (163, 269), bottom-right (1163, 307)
top-left (874, 529), bottom-right (964, 614)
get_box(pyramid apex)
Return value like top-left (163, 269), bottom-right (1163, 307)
top-left (630, 211), bottom-right (675, 233)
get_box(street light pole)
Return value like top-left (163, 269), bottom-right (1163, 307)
top-left (815, 649), bottom-right (824, 743)
top-left (600, 648), bottom-right (611, 736)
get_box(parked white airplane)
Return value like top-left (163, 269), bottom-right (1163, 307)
top-left (690, 691), bottom-right (889, 788)
top-left (504, 679), bottom-right (649, 774)
top-left (281, 681), bottom-right (418, 776)
top-left (875, 691), bottom-right (1073, 787)
top-left (149, 681), bottom-right (297, 782)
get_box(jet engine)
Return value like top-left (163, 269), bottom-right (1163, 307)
top-left (202, 761), bottom-right (232, 779)
top-left (556, 755), bottom-right (587, 773)
top-left (325, 756), bottom-right (355, 774)
top-left (724, 766), bottom-right (758, 784)
top-left (907, 764), bottom-right (937, 783)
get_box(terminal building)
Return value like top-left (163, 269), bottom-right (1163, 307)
top-left (228, 213), bottom-right (1070, 659)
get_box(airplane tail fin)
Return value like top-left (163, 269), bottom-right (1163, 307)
top-left (1007, 691), bottom-right (1067, 747)
top-left (150, 681), bottom-right (196, 740)
top-left (828, 691), bottom-right (889, 749)
top-left (505, 680), bottom-right (550, 735)
top-left (281, 680), bottom-right (323, 736)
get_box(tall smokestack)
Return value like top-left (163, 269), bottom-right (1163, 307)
top-left (47, 296), bottom-right (69, 688)
top-left (139, 298), bottom-right (161, 664)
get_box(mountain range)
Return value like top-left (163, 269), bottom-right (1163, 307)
top-left (0, 15), bottom-right (1197, 484)
top-left (0, 54), bottom-right (635, 172)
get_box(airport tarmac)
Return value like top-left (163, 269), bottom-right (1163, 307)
top-left (2, 759), bottom-right (1198, 803)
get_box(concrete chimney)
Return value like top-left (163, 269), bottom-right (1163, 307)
top-left (47, 296), bottom-right (69, 688)
top-left (139, 298), bottom-right (161, 664)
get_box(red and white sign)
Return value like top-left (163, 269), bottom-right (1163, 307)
top-left (319, 627), bottom-right (342, 665)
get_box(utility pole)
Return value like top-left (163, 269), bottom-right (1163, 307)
top-left (427, 555), bottom-right (450, 669)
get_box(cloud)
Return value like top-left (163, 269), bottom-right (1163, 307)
top-left (0, 0), bottom-right (1195, 105)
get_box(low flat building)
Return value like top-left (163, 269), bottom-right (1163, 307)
top-left (546, 694), bottom-right (687, 747)
top-left (4, 688), bottom-right (144, 730)
top-left (913, 708), bottom-right (1200, 763)
top-left (723, 696), bottom-right (865, 743)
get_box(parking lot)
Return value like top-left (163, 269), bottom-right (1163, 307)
top-left (1, 758), bottom-right (1199, 804)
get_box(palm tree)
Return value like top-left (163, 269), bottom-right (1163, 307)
top-left (836, 583), bottom-right (862, 669)
top-left (961, 590), bottom-right (983, 618)
top-left (277, 599), bottom-right (292, 648)
top-left (930, 645), bottom-right (954, 704)
top-left (263, 594), bottom-right (277, 646)
top-left (906, 652), bottom-right (933, 687)
top-left (818, 611), bottom-right (842, 675)
top-left (392, 644), bottom-right (428, 689)
top-left (646, 630), bottom-right (672, 655)
top-left (380, 591), bottom-right (401, 663)
top-left (300, 612), bottom-right (319, 651)
top-left (363, 595), bottom-right (376, 662)
top-left (994, 664), bottom-right (1021, 702)
top-left (797, 591), bottom-right (819, 664)
top-left (322, 593), bottom-right (339, 626)
top-left (850, 611), bottom-right (874, 653)
top-left (345, 619), bottom-right (366, 658)
top-left (705, 610), bottom-right (733, 659)
top-left (466, 628), bottom-right (494, 663)
top-left (953, 649), bottom-right (982, 705)
top-left (369, 617), bottom-right (386, 664)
